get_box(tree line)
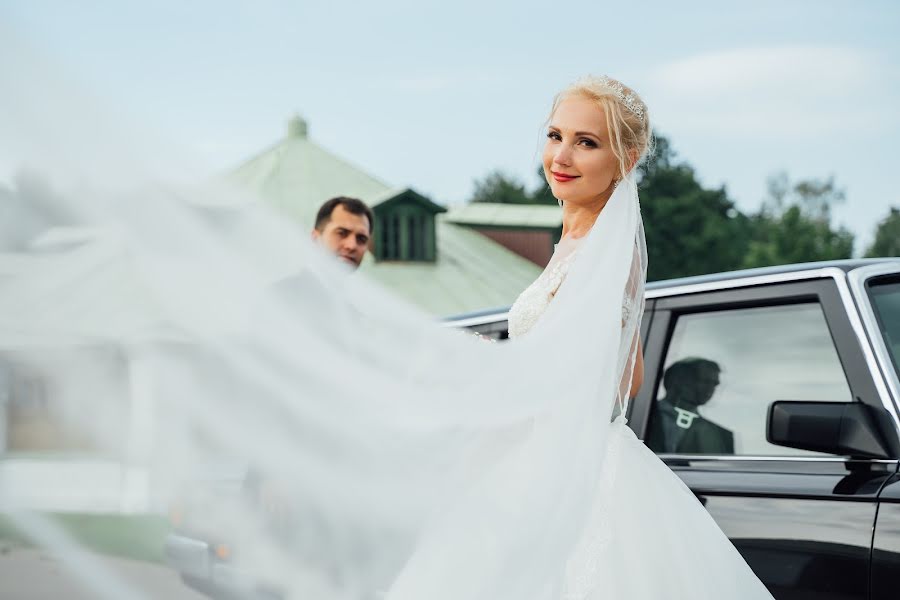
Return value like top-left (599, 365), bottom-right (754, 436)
top-left (469, 135), bottom-right (900, 281)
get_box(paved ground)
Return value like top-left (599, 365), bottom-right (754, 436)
top-left (0, 544), bottom-right (208, 599)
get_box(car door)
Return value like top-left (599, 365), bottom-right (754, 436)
top-left (630, 277), bottom-right (898, 600)
top-left (872, 470), bottom-right (900, 600)
top-left (865, 271), bottom-right (900, 600)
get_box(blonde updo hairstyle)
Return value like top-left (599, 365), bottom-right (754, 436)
top-left (549, 75), bottom-right (652, 179)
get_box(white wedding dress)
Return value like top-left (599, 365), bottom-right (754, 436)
top-left (386, 184), bottom-right (775, 599)
top-left (498, 227), bottom-right (774, 599)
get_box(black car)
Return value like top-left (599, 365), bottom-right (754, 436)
top-left (451, 258), bottom-right (900, 600)
top-left (169, 258), bottom-right (900, 600)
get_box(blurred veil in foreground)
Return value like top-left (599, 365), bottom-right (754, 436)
top-left (0, 30), bottom-right (645, 600)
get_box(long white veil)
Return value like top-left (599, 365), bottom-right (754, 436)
top-left (0, 32), bottom-right (647, 600)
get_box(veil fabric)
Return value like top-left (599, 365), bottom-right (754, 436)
top-left (0, 35), bottom-right (773, 599)
top-left (0, 176), bottom-right (774, 599)
top-left (0, 175), bottom-right (642, 599)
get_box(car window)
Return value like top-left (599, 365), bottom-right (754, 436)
top-left (868, 279), bottom-right (900, 380)
top-left (645, 302), bottom-right (852, 456)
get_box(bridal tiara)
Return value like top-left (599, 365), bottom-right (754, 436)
top-left (598, 75), bottom-right (645, 123)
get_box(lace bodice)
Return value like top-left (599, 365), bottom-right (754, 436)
top-left (507, 237), bottom-right (635, 338)
top-left (507, 238), bottom-right (582, 338)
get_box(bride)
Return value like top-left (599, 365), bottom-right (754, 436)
top-left (386, 76), bottom-right (775, 599)
top-left (0, 61), bottom-right (774, 598)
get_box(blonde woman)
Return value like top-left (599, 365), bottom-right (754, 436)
top-left (388, 76), bottom-right (775, 599)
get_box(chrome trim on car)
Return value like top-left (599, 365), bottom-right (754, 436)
top-left (451, 266), bottom-right (899, 324)
top-left (644, 267), bottom-right (846, 300)
top-left (847, 264), bottom-right (900, 422)
top-left (443, 312), bottom-right (510, 328)
top-left (656, 454), bottom-right (900, 464)
top-left (446, 268), bottom-right (851, 327)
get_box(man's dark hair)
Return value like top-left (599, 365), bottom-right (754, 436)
top-left (663, 358), bottom-right (720, 390)
top-left (314, 196), bottom-right (374, 232)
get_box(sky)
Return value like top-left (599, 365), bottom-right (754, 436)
top-left (2, 0), bottom-right (899, 251)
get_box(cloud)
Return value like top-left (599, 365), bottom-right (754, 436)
top-left (646, 46), bottom-right (899, 137)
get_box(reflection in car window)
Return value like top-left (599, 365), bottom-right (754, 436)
top-left (869, 279), bottom-right (900, 380)
top-left (646, 303), bottom-right (852, 456)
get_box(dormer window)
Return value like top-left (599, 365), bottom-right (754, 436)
top-left (379, 214), bottom-right (402, 260)
top-left (372, 189), bottom-right (445, 262)
top-left (376, 212), bottom-right (432, 261)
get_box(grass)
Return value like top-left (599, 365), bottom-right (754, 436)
top-left (0, 512), bottom-right (172, 563)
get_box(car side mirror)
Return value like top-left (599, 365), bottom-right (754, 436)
top-left (767, 401), bottom-right (891, 459)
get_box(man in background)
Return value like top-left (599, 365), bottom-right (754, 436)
top-left (310, 196), bottom-right (373, 269)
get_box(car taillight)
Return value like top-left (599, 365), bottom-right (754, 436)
top-left (214, 543), bottom-right (231, 561)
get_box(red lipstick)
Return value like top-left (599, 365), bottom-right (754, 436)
top-left (551, 171), bottom-right (579, 183)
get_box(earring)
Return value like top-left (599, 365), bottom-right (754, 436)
top-left (557, 198), bottom-right (563, 207)
top-left (613, 178), bottom-right (621, 189)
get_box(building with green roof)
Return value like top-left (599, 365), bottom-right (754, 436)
top-left (227, 117), bottom-right (542, 316)
top-left (444, 203), bottom-right (563, 267)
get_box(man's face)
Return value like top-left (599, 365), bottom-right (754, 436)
top-left (311, 204), bottom-right (371, 269)
top-left (693, 370), bottom-right (721, 406)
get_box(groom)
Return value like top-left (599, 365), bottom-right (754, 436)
top-left (310, 196), bottom-right (373, 270)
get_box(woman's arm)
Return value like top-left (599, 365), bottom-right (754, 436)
top-left (630, 339), bottom-right (644, 398)
top-left (617, 336), bottom-right (644, 404)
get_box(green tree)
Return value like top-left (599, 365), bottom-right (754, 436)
top-left (743, 172), bottom-right (854, 268)
top-left (865, 207), bottom-right (900, 257)
top-left (469, 168), bottom-right (558, 206)
top-left (470, 170), bottom-right (530, 204)
top-left (637, 135), bottom-right (750, 281)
